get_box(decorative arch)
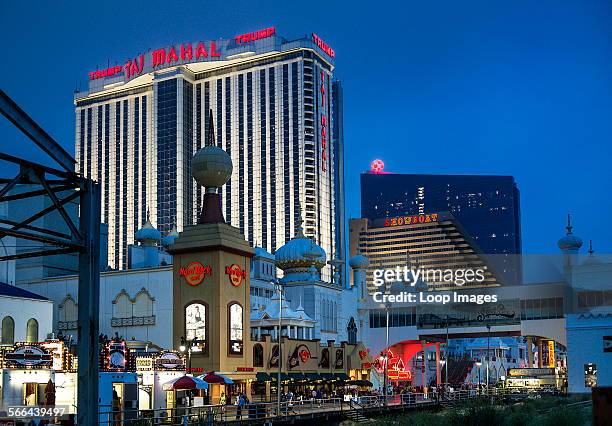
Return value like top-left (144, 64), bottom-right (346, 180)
top-left (113, 290), bottom-right (132, 319)
top-left (133, 288), bottom-right (155, 317)
top-left (58, 294), bottom-right (78, 322)
top-left (1, 316), bottom-right (15, 344)
top-left (185, 300), bottom-right (208, 353)
top-left (347, 317), bottom-right (357, 344)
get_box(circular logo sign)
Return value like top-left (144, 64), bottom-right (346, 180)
top-left (179, 262), bottom-right (211, 286)
top-left (225, 264), bottom-right (246, 287)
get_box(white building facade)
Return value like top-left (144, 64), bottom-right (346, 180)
top-left (74, 28), bottom-right (344, 278)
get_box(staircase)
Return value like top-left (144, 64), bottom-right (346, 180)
top-left (441, 357), bottom-right (475, 385)
top-left (345, 408), bottom-right (368, 423)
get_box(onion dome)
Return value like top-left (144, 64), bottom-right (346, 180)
top-left (275, 223), bottom-right (326, 270)
top-left (161, 225), bottom-right (179, 248)
top-left (135, 213), bottom-right (161, 245)
top-left (557, 214), bottom-right (583, 251)
top-left (349, 251), bottom-right (370, 270)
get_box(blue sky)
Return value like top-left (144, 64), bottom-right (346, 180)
top-left (1, 0), bottom-right (610, 254)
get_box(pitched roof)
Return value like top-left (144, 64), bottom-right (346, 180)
top-left (0, 282), bottom-right (49, 301)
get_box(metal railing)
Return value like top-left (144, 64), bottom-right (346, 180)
top-left (97, 388), bottom-right (562, 425)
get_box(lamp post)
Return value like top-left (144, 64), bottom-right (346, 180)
top-left (486, 324), bottom-right (491, 389)
top-left (273, 280), bottom-right (283, 416)
top-left (445, 315), bottom-right (450, 391)
top-left (475, 361), bottom-right (482, 392)
top-left (179, 336), bottom-right (193, 374)
top-left (383, 302), bottom-right (390, 405)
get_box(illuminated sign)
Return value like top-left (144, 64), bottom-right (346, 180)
top-left (102, 340), bottom-right (129, 372)
top-left (508, 368), bottom-right (555, 377)
top-left (155, 352), bottom-right (185, 370)
top-left (236, 366), bottom-right (255, 372)
top-left (384, 214), bottom-right (439, 227)
top-left (89, 27), bottom-right (277, 82)
top-left (312, 33), bottom-right (335, 58)
top-left (375, 349), bottom-right (411, 381)
top-left (5, 345), bottom-right (52, 368)
top-left (235, 27), bottom-right (276, 44)
top-left (320, 70), bottom-right (328, 172)
top-left (89, 65), bottom-right (123, 81)
top-left (179, 261), bottom-right (212, 286)
top-left (225, 264), bottom-right (247, 287)
top-left (370, 159), bottom-right (385, 174)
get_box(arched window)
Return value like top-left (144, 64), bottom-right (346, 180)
top-left (228, 302), bottom-right (243, 355)
top-left (59, 295), bottom-right (78, 323)
top-left (26, 318), bottom-right (38, 342)
top-left (185, 302), bottom-right (207, 348)
top-left (1, 316), bottom-right (15, 344)
top-left (347, 317), bottom-right (357, 344)
top-left (253, 344), bottom-right (264, 367)
top-left (113, 290), bottom-right (132, 319)
top-left (133, 289), bottom-right (154, 317)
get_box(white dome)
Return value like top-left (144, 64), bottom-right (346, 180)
top-left (135, 219), bottom-right (161, 243)
top-left (192, 146), bottom-right (232, 188)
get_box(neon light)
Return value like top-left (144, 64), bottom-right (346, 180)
top-left (370, 159), bottom-right (384, 173)
top-left (384, 214), bottom-right (439, 227)
top-left (312, 33), bottom-right (335, 58)
top-left (235, 27), bottom-right (276, 44)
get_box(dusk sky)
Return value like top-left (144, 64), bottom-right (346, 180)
top-left (1, 0), bottom-right (610, 254)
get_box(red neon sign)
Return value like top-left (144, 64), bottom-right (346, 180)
top-left (179, 262), bottom-right (212, 286)
top-left (235, 27), bottom-right (276, 44)
top-left (89, 65), bottom-right (123, 81)
top-left (320, 70), bottom-right (328, 172)
top-left (312, 33), bottom-right (335, 58)
top-left (225, 264), bottom-right (247, 287)
top-left (384, 214), bottom-right (439, 227)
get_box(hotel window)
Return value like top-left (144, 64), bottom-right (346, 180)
top-left (185, 302), bottom-right (207, 350)
top-left (253, 344), bottom-right (264, 367)
top-left (1, 316), bottom-right (15, 344)
top-left (26, 318), bottom-right (38, 343)
top-left (228, 302), bottom-right (243, 355)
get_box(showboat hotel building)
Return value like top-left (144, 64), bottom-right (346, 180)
top-left (75, 27), bottom-right (345, 281)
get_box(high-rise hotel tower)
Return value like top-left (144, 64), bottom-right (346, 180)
top-left (75, 28), bottom-right (344, 277)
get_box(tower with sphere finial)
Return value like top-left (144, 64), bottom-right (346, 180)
top-left (167, 110), bottom-right (253, 395)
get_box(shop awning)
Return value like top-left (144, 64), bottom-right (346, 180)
top-left (270, 373), bottom-right (292, 382)
top-left (197, 373), bottom-right (234, 385)
top-left (334, 373), bottom-right (350, 381)
top-left (305, 373), bottom-right (321, 381)
top-left (256, 372), bottom-right (271, 382)
top-left (288, 372), bottom-right (308, 382)
top-left (346, 379), bottom-right (373, 387)
top-left (320, 373), bottom-right (335, 381)
top-left (162, 375), bottom-right (209, 391)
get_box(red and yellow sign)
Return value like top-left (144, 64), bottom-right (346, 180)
top-left (225, 264), bottom-right (247, 287)
top-left (299, 347), bottom-right (311, 363)
top-left (384, 213), bottom-right (439, 227)
top-left (179, 262), bottom-right (212, 286)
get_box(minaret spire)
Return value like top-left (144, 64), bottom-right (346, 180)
top-left (206, 109), bottom-right (215, 147)
top-left (566, 213), bottom-right (573, 235)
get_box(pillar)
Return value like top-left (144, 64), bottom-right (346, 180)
top-left (421, 340), bottom-right (427, 390)
top-left (537, 338), bottom-right (543, 368)
top-left (435, 343), bottom-right (441, 386)
top-left (527, 336), bottom-right (533, 368)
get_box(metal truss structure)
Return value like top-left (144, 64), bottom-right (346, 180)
top-left (0, 89), bottom-right (100, 425)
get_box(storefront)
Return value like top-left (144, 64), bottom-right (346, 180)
top-left (0, 340), bottom-right (77, 414)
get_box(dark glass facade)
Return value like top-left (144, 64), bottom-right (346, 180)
top-left (360, 173), bottom-right (522, 284)
top-left (156, 79), bottom-right (178, 235)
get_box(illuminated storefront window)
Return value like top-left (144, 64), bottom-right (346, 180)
top-left (185, 303), bottom-right (207, 347)
top-left (228, 302), bottom-right (243, 355)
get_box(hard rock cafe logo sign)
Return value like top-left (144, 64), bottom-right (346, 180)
top-left (225, 264), bottom-right (247, 287)
top-left (179, 262), bottom-right (212, 286)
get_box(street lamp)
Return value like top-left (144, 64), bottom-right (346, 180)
top-left (486, 324), bottom-right (491, 389)
top-left (475, 361), bottom-right (482, 392)
top-left (179, 336), bottom-right (194, 374)
top-left (383, 302), bottom-right (390, 405)
top-left (272, 280), bottom-right (283, 416)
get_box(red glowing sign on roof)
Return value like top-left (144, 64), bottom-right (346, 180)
top-left (370, 159), bottom-right (385, 174)
top-left (235, 27), bottom-right (276, 44)
top-left (312, 33), bottom-right (335, 58)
